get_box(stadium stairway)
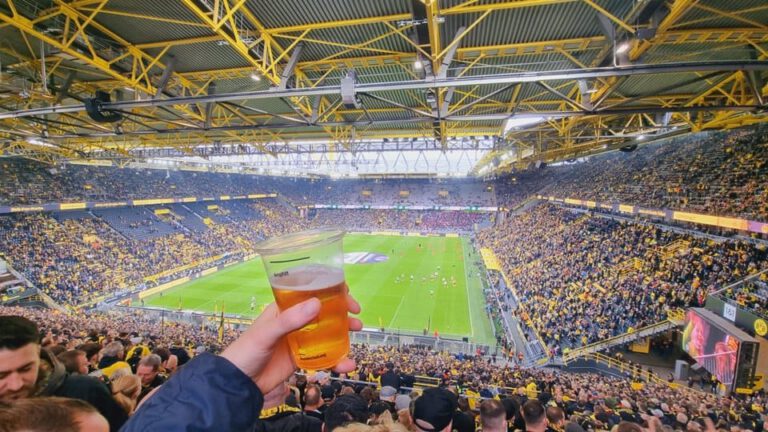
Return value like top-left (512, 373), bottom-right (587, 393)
top-left (560, 309), bottom-right (686, 364)
top-left (0, 259), bottom-right (67, 313)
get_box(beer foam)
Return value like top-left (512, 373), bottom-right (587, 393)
top-left (271, 264), bottom-right (344, 291)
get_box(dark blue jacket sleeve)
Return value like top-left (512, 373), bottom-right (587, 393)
top-left (121, 353), bottom-right (264, 432)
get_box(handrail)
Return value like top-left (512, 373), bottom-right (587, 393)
top-left (578, 352), bottom-right (711, 397)
top-left (562, 309), bottom-right (684, 362)
top-left (710, 268), bottom-right (768, 296)
top-left (496, 268), bottom-right (550, 362)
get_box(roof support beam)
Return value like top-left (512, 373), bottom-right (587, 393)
top-left (583, 0), bottom-right (635, 34)
top-left (2, 61), bottom-right (767, 120)
top-left (153, 55), bottom-right (177, 99)
top-left (278, 43), bottom-right (304, 90)
top-left (437, 26), bottom-right (466, 80)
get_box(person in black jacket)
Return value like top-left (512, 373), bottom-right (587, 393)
top-left (0, 315), bottom-right (128, 432)
top-left (380, 362), bottom-right (401, 390)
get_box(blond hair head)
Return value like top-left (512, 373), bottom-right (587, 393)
top-left (111, 374), bottom-right (142, 415)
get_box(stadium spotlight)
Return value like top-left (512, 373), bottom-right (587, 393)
top-left (615, 40), bottom-right (631, 55)
top-left (250, 73), bottom-right (261, 81)
top-left (637, 135), bottom-right (645, 140)
top-left (414, 59), bottom-right (423, 70)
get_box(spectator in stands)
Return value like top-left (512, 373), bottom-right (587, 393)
top-left (97, 341), bottom-right (131, 380)
top-left (257, 382), bottom-right (323, 432)
top-left (0, 396), bottom-right (110, 432)
top-left (546, 406), bottom-right (566, 432)
top-left (57, 349), bottom-right (89, 375)
top-left (111, 374), bottom-right (141, 416)
top-left (325, 394), bottom-right (370, 432)
top-left (303, 384), bottom-right (325, 421)
top-left (135, 354), bottom-right (166, 403)
top-left (412, 388), bottom-right (457, 432)
top-left (380, 362), bottom-right (401, 390)
top-left (78, 342), bottom-right (102, 374)
top-left (0, 316), bottom-right (127, 431)
top-left (480, 399), bottom-right (507, 432)
top-left (169, 341), bottom-right (191, 367)
top-left (522, 400), bottom-right (548, 432)
top-left (380, 386), bottom-right (398, 413)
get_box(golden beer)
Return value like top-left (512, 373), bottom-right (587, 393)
top-left (271, 264), bottom-right (349, 370)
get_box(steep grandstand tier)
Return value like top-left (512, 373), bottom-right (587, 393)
top-left (496, 127), bottom-right (768, 222)
top-left (478, 204), bottom-right (767, 355)
top-left (0, 160), bottom-right (495, 208)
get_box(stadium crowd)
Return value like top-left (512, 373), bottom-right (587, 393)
top-left (720, 273), bottom-right (768, 320)
top-left (1, 306), bottom-right (765, 432)
top-left (527, 127), bottom-right (768, 221)
top-left (0, 199), bottom-right (306, 304)
top-left (309, 209), bottom-right (488, 232)
top-left (0, 160), bottom-right (495, 208)
top-left (478, 204), bottom-right (767, 353)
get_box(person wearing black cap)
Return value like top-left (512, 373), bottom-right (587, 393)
top-left (502, 397), bottom-right (524, 432)
top-left (413, 388), bottom-right (458, 432)
top-left (321, 384), bottom-right (337, 405)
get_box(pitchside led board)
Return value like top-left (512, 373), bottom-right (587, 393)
top-left (682, 308), bottom-right (760, 393)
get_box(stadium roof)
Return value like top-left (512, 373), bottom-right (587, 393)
top-left (0, 0), bottom-right (766, 176)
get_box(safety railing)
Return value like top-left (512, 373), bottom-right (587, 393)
top-left (561, 308), bottom-right (685, 363)
top-left (571, 352), bottom-right (711, 396)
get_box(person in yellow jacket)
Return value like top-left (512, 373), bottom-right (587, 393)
top-left (96, 341), bottom-right (131, 380)
top-left (525, 381), bottom-right (538, 400)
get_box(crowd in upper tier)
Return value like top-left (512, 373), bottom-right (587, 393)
top-left (523, 127), bottom-right (768, 221)
top-left (1, 305), bottom-right (765, 432)
top-left (0, 159), bottom-right (495, 207)
top-left (2, 125), bottom-right (768, 222)
top-left (477, 204), bottom-right (767, 353)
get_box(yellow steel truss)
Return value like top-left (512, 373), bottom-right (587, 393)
top-left (0, 0), bottom-right (764, 167)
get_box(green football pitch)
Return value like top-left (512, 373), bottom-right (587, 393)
top-left (143, 234), bottom-right (495, 345)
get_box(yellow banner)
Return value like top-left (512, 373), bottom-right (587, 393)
top-left (60, 202), bottom-right (87, 210)
top-left (200, 267), bottom-right (219, 277)
top-left (480, 248), bottom-right (502, 271)
top-left (629, 337), bottom-right (650, 353)
top-left (143, 254), bottom-right (225, 282)
top-left (133, 198), bottom-right (173, 206)
top-left (139, 277), bottom-right (190, 299)
top-left (672, 211), bottom-right (748, 230)
top-left (154, 209), bottom-right (170, 215)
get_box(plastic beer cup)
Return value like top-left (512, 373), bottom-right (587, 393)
top-left (255, 228), bottom-right (349, 370)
